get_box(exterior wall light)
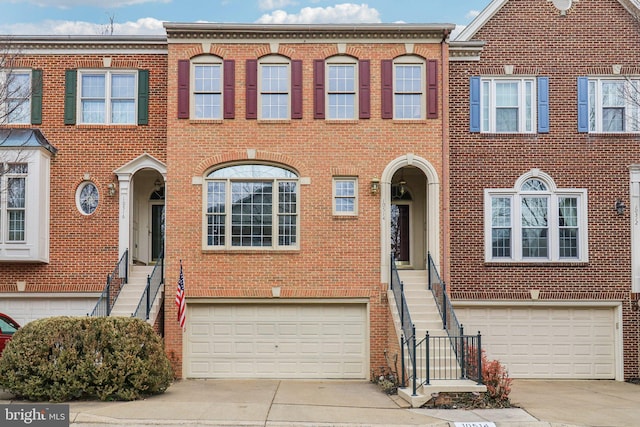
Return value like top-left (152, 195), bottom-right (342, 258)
top-left (107, 182), bottom-right (117, 196)
top-left (615, 199), bottom-right (626, 215)
top-left (370, 177), bottom-right (380, 195)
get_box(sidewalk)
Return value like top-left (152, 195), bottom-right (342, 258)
top-left (2, 378), bottom-right (639, 426)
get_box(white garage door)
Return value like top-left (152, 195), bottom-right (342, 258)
top-left (455, 306), bottom-right (616, 379)
top-left (186, 303), bottom-right (368, 379)
top-left (0, 296), bottom-right (98, 326)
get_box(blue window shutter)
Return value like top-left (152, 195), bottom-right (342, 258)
top-left (577, 77), bottom-right (589, 133)
top-left (64, 69), bottom-right (77, 125)
top-left (537, 76), bottom-right (549, 133)
top-left (469, 76), bottom-right (480, 132)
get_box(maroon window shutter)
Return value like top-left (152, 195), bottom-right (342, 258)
top-left (291, 60), bottom-right (303, 119)
top-left (381, 60), bottom-right (393, 119)
top-left (246, 59), bottom-right (258, 119)
top-left (359, 60), bottom-right (370, 119)
top-left (427, 59), bottom-right (438, 119)
top-left (223, 60), bottom-right (235, 119)
top-left (313, 59), bottom-right (325, 119)
top-left (177, 60), bottom-right (190, 119)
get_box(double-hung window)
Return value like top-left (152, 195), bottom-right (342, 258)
top-left (470, 76), bottom-right (549, 133)
top-left (578, 77), bottom-right (640, 133)
top-left (394, 58), bottom-right (424, 119)
top-left (205, 164), bottom-right (299, 250)
top-left (485, 170), bottom-right (587, 263)
top-left (193, 60), bottom-right (222, 119)
top-left (1, 163), bottom-right (27, 242)
top-left (1, 70), bottom-right (31, 124)
top-left (65, 69), bottom-right (148, 125)
top-left (259, 56), bottom-right (290, 120)
top-left (79, 70), bottom-right (136, 124)
top-left (327, 59), bottom-right (357, 119)
top-left (333, 177), bottom-right (358, 215)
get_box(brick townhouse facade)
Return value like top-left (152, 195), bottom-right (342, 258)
top-left (0, 36), bottom-right (168, 324)
top-left (162, 23), bottom-right (452, 378)
top-left (449, 0), bottom-right (640, 380)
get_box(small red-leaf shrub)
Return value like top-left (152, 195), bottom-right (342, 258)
top-left (466, 347), bottom-right (512, 403)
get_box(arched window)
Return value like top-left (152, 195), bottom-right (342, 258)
top-left (204, 163), bottom-right (298, 249)
top-left (484, 170), bottom-right (588, 262)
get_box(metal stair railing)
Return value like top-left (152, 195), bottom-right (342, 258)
top-left (390, 254), bottom-right (414, 361)
top-left (133, 248), bottom-right (164, 321)
top-left (89, 249), bottom-right (129, 317)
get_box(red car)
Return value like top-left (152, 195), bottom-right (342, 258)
top-left (0, 313), bottom-right (20, 356)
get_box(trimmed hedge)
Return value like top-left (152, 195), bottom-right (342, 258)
top-left (0, 316), bottom-right (173, 402)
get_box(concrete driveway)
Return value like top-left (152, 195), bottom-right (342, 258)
top-left (508, 379), bottom-right (640, 427)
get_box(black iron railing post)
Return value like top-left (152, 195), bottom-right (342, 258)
top-left (459, 325), bottom-right (465, 379)
top-left (146, 275), bottom-right (151, 320)
top-left (400, 334), bottom-right (406, 388)
top-left (400, 281), bottom-right (405, 329)
top-left (427, 253), bottom-right (432, 290)
top-left (411, 324), bottom-right (417, 397)
top-left (425, 331), bottom-right (430, 385)
top-left (442, 281), bottom-right (447, 330)
top-left (477, 331), bottom-right (483, 385)
top-left (106, 274), bottom-right (112, 316)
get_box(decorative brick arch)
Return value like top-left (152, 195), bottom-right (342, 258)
top-left (197, 150), bottom-right (307, 177)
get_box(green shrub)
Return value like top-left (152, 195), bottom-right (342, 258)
top-left (0, 316), bottom-right (173, 402)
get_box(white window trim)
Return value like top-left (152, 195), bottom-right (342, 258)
top-left (484, 169), bottom-right (588, 263)
top-left (393, 55), bottom-right (426, 120)
top-left (480, 76), bottom-right (537, 134)
top-left (588, 77), bottom-right (640, 133)
top-left (0, 69), bottom-right (31, 125)
top-left (77, 69), bottom-right (138, 125)
top-left (332, 177), bottom-right (358, 216)
top-left (202, 164), bottom-right (300, 250)
top-left (75, 181), bottom-right (99, 216)
top-left (258, 55), bottom-right (291, 120)
top-left (190, 56), bottom-right (223, 120)
top-left (325, 56), bottom-right (358, 120)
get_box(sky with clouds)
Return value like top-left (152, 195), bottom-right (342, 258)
top-left (0, 0), bottom-right (492, 38)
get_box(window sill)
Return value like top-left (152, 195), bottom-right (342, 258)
top-left (189, 119), bottom-right (224, 124)
top-left (393, 119), bottom-right (428, 124)
top-left (75, 124), bottom-right (139, 129)
top-left (257, 120), bottom-right (292, 124)
top-left (484, 260), bottom-right (589, 267)
top-left (202, 248), bottom-right (300, 255)
top-left (333, 214), bottom-right (359, 218)
top-left (325, 120), bottom-right (360, 124)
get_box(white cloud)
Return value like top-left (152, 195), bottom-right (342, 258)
top-left (0, 17), bottom-right (165, 35)
top-left (465, 9), bottom-right (481, 20)
top-left (4, 0), bottom-right (170, 8)
top-left (258, 0), bottom-right (298, 11)
top-left (256, 3), bottom-right (381, 24)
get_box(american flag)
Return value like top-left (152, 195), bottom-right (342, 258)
top-left (176, 261), bottom-right (186, 329)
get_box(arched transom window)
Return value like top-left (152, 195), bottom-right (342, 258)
top-left (205, 163), bottom-right (298, 249)
top-left (485, 170), bottom-right (588, 262)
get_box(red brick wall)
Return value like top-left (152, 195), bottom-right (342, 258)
top-left (449, 0), bottom-right (640, 378)
top-left (163, 39), bottom-right (445, 377)
top-left (0, 50), bottom-right (167, 294)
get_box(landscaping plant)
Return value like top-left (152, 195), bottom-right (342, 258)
top-left (0, 316), bottom-right (173, 402)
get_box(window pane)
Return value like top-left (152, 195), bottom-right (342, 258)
top-left (521, 197), bottom-right (548, 227)
top-left (206, 182), bottom-right (226, 246)
top-left (491, 197), bottom-right (511, 227)
top-left (209, 164), bottom-right (297, 179)
top-left (395, 65), bottom-right (421, 92)
top-left (195, 94), bottom-right (222, 119)
top-left (7, 177), bottom-right (25, 209)
top-left (589, 81), bottom-right (596, 131)
top-left (492, 228), bottom-right (511, 258)
top-left (328, 94), bottom-right (355, 119)
top-left (261, 94), bottom-right (288, 119)
top-left (495, 82), bottom-right (518, 107)
top-left (262, 65), bottom-right (288, 92)
top-left (231, 182), bottom-right (272, 247)
top-left (395, 94), bottom-right (421, 119)
top-left (482, 81), bottom-right (490, 131)
top-left (111, 74), bottom-right (135, 98)
top-left (82, 100), bottom-right (105, 123)
top-left (7, 73), bottom-right (30, 124)
top-left (559, 197), bottom-right (579, 258)
top-left (522, 228), bottom-right (548, 258)
top-left (559, 228), bottom-right (578, 258)
top-left (82, 75), bottom-right (105, 98)
top-left (496, 108), bottom-right (518, 132)
top-left (111, 100), bottom-right (135, 124)
top-left (195, 65), bottom-right (221, 92)
top-left (328, 65), bottom-right (355, 92)
top-left (522, 179), bottom-right (547, 192)
top-left (603, 108), bottom-right (624, 132)
top-left (278, 181), bottom-right (297, 246)
top-left (7, 99), bottom-right (30, 124)
top-left (8, 210), bottom-right (25, 241)
top-left (525, 81), bottom-right (533, 132)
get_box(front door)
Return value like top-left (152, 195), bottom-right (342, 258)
top-left (391, 203), bottom-right (410, 265)
top-left (150, 203), bottom-right (164, 262)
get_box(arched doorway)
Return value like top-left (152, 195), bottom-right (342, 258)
top-left (380, 154), bottom-right (440, 284)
